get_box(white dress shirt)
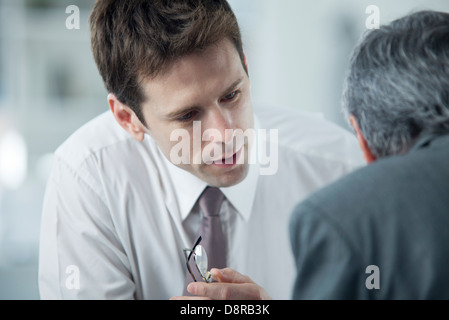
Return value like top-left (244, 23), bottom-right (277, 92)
top-left (38, 105), bottom-right (364, 299)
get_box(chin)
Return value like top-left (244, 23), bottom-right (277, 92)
top-left (202, 163), bottom-right (249, 188)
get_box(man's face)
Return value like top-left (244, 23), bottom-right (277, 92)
top-left (138, 39), bottom-right (254, 187)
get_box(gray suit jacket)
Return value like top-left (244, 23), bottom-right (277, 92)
top-left (289, 133), bottom-right (449, 299)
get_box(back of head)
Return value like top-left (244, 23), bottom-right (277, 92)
top-left (342, 10), bottom-right (449, 158)
top-left (89, 0), bottom-right (245, 125)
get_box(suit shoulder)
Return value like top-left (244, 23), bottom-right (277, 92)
top-left (291, 152), bottom-right (433, 233)
top-left (291, 160), bottom-right (391, 226)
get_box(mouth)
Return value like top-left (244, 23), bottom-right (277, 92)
top-left (211, 146), bottom-right (243, 168)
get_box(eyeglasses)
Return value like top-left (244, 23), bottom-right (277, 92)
top-left (183, 236), bottom-right (212, 283)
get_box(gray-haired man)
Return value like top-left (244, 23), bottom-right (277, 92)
top-left (289, 10), bottom-right (449, 299)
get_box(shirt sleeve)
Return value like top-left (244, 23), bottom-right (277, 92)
top-left (289, 200), bottom-right (368, 300)
top-left (38, 156), bottom-right (135, 299)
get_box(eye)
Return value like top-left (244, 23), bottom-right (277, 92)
top-left (221, 90), bottom-right (240, 102)
top-left (178, 111), bottom-right (197, 122)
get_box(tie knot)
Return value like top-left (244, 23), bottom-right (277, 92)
top-left (199, 187), bottom-right (224, 217)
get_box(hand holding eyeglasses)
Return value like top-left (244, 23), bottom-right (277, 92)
top-left (174, 236), bottom-right (271, 300)
top-left (182, 267), bottom-right (272, 300)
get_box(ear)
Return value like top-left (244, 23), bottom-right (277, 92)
top-left (108, 93), bottom-right (146, 142)
top-left (349, 115), bottom-right (377, 164)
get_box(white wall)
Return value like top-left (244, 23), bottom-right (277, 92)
top-left (229, 0), bottom-right (449, 128)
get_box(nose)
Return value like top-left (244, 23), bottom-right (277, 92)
top-left (202, 107), bottom-right (233, 144)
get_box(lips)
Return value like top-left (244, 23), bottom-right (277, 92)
top-left (212, 147), bottom-right (243, 167)
top-left (214, 152), bottom-right (236, 164)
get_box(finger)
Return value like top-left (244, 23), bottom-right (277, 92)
top-left (210, 268), bottom-right (255, 284)
top-left (188, 282), bottom-right (263, 300)
top-left (170, 295), bottom-right (213, 300)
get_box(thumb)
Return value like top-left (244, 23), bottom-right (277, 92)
top-left (210, 268), bottom-right (255, 284)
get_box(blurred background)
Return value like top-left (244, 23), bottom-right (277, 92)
top-left (0, 0), bottom-right (448, 299)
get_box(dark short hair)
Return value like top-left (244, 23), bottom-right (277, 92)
top-left (89, 0), bottom-right (246, 126)
top-left (342, 10), bottom-right (449, 158)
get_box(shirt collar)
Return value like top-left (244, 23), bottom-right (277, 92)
top-left (161, 115), bottom-right (260, 222)
top-left (163, 156), bottom-right (207, 221)
top-left (410, 132), bottom-right (449, 153)
top-left (220, 147), bottom-right (259, 221)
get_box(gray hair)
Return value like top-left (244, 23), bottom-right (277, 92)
top-left (342, 10), bottom-right (449, 158)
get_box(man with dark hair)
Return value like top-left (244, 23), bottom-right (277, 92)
top-left (38, 0), bottom-right (363, 299)
top-left (290, 10), bottom-right (449, 300)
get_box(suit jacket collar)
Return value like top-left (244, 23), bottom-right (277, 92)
top-left (410, 132), bottom-right (449, 152)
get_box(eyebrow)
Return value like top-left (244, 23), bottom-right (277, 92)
top-left (165, 77), bottom-right (244, 120)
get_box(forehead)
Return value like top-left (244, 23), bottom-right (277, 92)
top-left (141, 39), bottom-right (246, 115)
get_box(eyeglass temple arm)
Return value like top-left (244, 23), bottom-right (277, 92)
top-left (183, 236), bottom-right (203, 283)
top-left (187, 236), bottom-right (202, 261)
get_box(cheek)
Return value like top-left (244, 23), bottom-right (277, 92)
top-left (147, 124), bottom-right (177, 155)
top-left (155, 126), bottom-right (199, 165)
top-left (234, 98), bottom-right (253, 129)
